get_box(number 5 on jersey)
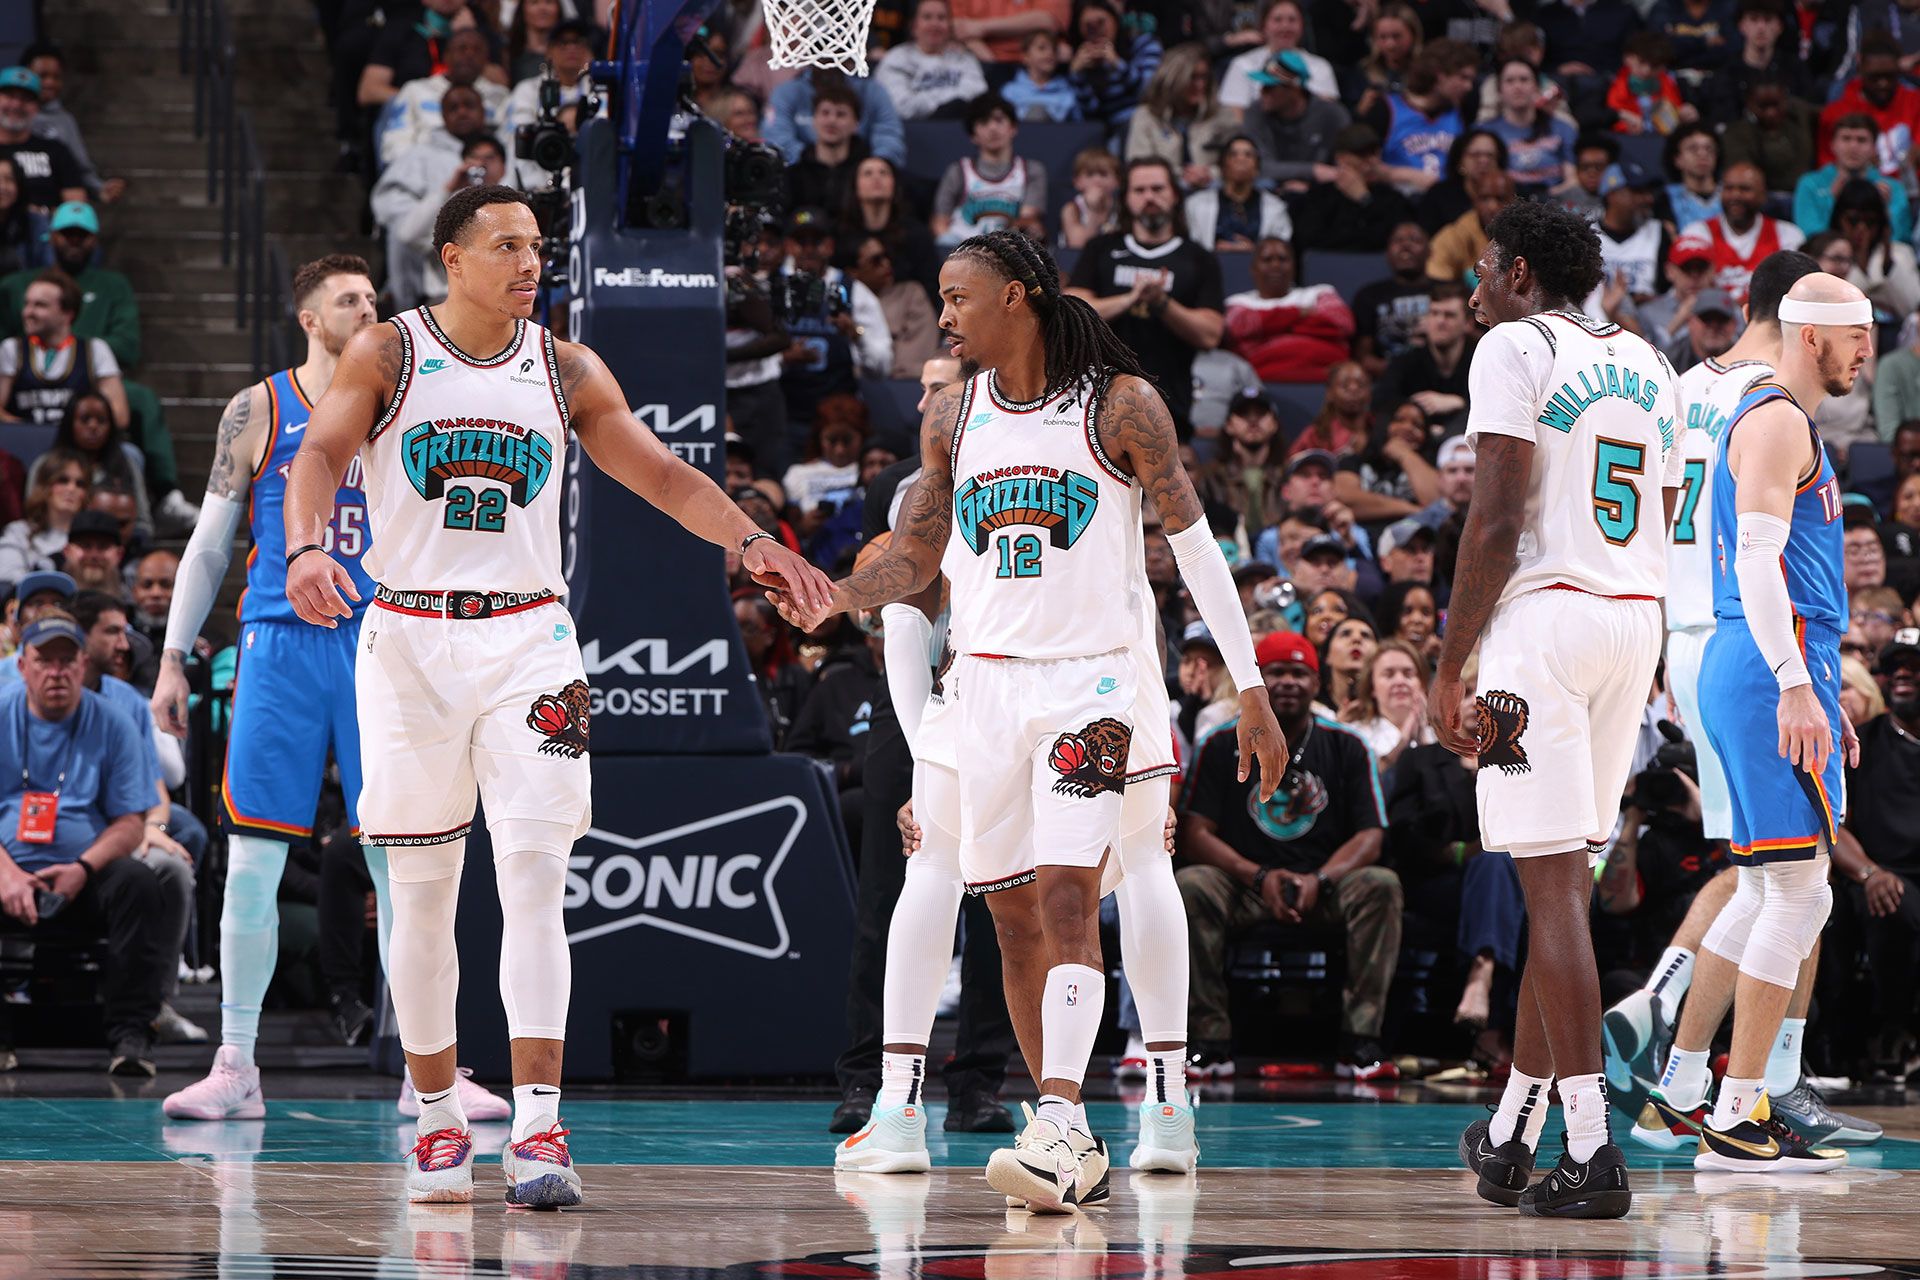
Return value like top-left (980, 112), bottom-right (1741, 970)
top-left (1593, 438), bottom-right (1646, 546)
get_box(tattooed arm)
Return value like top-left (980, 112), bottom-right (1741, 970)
top-left (560, 339), bottom-right (833, 615)
top-left (1100, 374), bottom-right (1287, 801)
top-left (152, 381), bottom-right (274, 734)
top-left (1428, 432), bottom-right (1533, 755)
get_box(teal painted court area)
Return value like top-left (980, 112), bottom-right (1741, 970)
top-left (9, 1098), bottom-right (1920, 1169)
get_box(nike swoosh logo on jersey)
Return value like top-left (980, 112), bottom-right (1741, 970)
top-left (283, 420), bottom-right (306, 434)
top-left (419, 358), bottom-right (451, 375)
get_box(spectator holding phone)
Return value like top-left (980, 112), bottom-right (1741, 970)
top-left (0, 613), bottom-right (161, 1077)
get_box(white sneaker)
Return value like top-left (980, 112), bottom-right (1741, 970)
top-left (398, 1068), bottom-right (512, 1122)
top-left (162, 1045), bottom-right (265, 1120)
top-left (986, 1113), bottom-right (1080, 1212)
top-left (1066, 1127), bottom-right (1110, 1207)
top-left (834, 1102), bottom-right (931, 1173)
top-left (407, 1127), bottom-right (476, 1203)
top-left (1130, 1098), bottom-right (1199, 1173)
top-left (153, 1003), bottom-right (209, 1044)
top-left (502, 1123), bottom-right (585, 1208)
top-left (1113, 1034), bottom-right (1148, 1084)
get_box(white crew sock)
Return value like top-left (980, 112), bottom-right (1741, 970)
top-left (1561, 1072), bottom-right (1612, 1163)
top-left (1646, 945), bottom-right (1695, 1025)
top-left (878, 1051), bottom-right (926, 1109)
top-left (1040, 963), bottom-right (1105, 1087)
top-left (1712, 1075), bottom-right (1766, 1128)
top-left (1072, 1102), bottom-right (1089, 1136)
top-left (1659, 1046), bottom-right (1713, 1110)
top-left (1034, 1093), bottom-right (1074, 1141)
top-left (1488, 1068), bottom-right (1552, 1151)
top-left (415, 1081), bottom-right (469, 1137)
top-left (1146, 1049), bottom-right (1185, 1104)
top-left (510, 1083), bottom-right (561, 1142)
top-left (1764, 1017), bottom-right (1805, 1097)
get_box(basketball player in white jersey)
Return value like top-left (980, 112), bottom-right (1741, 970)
top-left (156, 255), bottom-right (508, 1129)
top-left (771, 228), bottom-right (1281, 1210)
top-left (281, 186), bottom-right (830, 1206)
top-left (1430, 201), bottom-right (1683, 1219)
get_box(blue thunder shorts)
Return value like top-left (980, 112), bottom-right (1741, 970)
top-left (1698, 616), bottom-right (1845, 865)
top-left (222, 617), bottom-right (367, 839)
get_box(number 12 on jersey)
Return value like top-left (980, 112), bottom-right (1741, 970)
top-left (995, 532), bottom-right (1042, 578)
top-left (1592, 438), bottom-right (1646, 546)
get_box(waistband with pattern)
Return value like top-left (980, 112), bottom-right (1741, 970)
top-left (374, 585), bottom-right (557, 619)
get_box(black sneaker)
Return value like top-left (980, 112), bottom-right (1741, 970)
top-left (1518, 1138), bottom-right (1632, 1219)
top-left (1694, 1092), bottom-right (1846, 1173)
top-left (108, 1033), bottom-right (156, 1078)
top-left (1459, 1106), bottom-right (1535, 1207)
top-left (1336, 1036), bottom-right (1401, 1082)
top-left (329, 992), bottom-right (375, 1047)
top-left (944, 1092), bottom-right (1015, 1132)
top-left (1186, 1043), bottom-right (1235, 1079)
top-left (830, 1089), bottom-right (875, 1135)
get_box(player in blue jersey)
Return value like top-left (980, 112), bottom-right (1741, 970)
top-left (158, 256), bottom-right (507, 1123)
top-left (1641, 273), bottom-right (1871, 1175)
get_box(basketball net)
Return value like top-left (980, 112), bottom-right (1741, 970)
top-left (762, 0), bottom-right (880, 76)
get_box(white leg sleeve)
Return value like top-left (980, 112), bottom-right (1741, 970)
top-left (1739, 855), bottom-right (1833, 990)
top-left (1114, 775), bottom-right (1188, 1046)
top-left (1701, 865), bottom-right (1767, 966)
top-left (491, 819), bottom-right (576, 1042)
top-left (360, 843), bottom-right (394, 980)
top-left (881, 763), bottom-right (964, 1046)
top-left (387, 837), bottom-right (467, 1056)
top-left (218, 835), bottom-right (289, 1052)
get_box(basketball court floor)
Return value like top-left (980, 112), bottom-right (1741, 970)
top-left (5, 1087), bottom-right (1919, 1279)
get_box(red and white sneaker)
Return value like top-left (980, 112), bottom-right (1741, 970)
top-left (162, 1046), bottom-right (265, 1120)
top-left (399, 1067), bottom-right (511, 1123)
top-left (503, 1124), bottom-right (585, 1209)
top-left (407, 1127), bottom-right (476, 1203)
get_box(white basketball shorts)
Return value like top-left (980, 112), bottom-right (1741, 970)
top-left (355, 591), bottom-right (592, 854)
top-left (954, 649), bottom-right (1135, 895)
top-left (1474, 587), bottom-right (1662, 856)
top-left (1665, 623), bottom-right (1733, 842)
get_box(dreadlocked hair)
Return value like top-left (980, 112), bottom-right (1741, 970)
top-left (948, 229), bottom-right (1151, 410)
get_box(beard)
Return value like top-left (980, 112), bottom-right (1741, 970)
top-left (1816, 338), bottom-right (1861, 397)
top-left (1136, 209), bottom-right (1172, 234)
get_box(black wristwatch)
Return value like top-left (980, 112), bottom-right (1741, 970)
top-left (1251, 866), bottom-right (1273, 893)
top-left (1314, 870), bottom-right (1334, 896)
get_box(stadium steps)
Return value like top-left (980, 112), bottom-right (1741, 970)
top-left (51, 0), bottom-right (370, 601)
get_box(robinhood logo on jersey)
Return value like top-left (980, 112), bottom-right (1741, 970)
top-left (563, 797), bottom-right (803, 959)
top-left (592, 266), bottom-right (720, 289)
top-left (401, 416), bottom-right (554, 506)
top-left (954, 464), bottom-right (1099, 554)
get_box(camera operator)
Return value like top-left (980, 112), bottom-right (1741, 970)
top-left (505, 20), bottom-right (598, 152)
top-left (1594, 728), bottom-right (1727, 990)
top-left (776, 206), bottom-right (891, 446)
top-left (726, 212), bottom-right (794, 479)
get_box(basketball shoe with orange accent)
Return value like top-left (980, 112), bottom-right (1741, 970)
top-left (503, 1123), bottom-right (585, 1208)
top-left (1129, 1098), bottom-right (1198, 1172)
top-left (407, 1127), bottom-right (476, 1203)
top-left (834, 1103), bottom-right (932, 1174)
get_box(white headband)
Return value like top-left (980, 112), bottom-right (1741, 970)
top-left (1777, 297), bottom-right (1873, 327)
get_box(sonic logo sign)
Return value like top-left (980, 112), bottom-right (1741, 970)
top-left (563, 796), bottom-right (803, 959)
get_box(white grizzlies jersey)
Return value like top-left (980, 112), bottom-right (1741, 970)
top-left (941, 370), bottom-right (1145, 660)
top-left (1669, 355), bottom-right (1775, 631)
top-left (364, 308), bottom-right (567, 594)
top-left (1465, 310), bottom-right (1686, 605)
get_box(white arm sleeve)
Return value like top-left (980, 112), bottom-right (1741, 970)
top-left (1732, 510), bottom-right (1810, 691)
top-left (163, 492), bottom-right (245, 657)
top-left (1166, 519), bottom-right (1261, 693)
top-left (881, 603), bottom-right (936, 752)
top-left (153, 721), bottom-right (187, 790)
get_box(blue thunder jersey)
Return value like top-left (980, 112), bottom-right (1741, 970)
top-left (239, 368), bottom-right (375, 623)
top-left (1708, 384), bottom-right (1846, 634)
top-left (1382, 93), bottom-right (1461, 187)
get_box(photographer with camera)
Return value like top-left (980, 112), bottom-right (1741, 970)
top-left (1177, 629), bottom-right (1402, 1080)
top-left (504, 20), bottom-right (597, 153)
top-left (776, 207), bottom-right (891, 442)
top-left (378, 134), bottom-right (509, 310)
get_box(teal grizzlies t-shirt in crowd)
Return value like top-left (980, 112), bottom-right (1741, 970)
top-left (0, 682), bottom-right (149, 872)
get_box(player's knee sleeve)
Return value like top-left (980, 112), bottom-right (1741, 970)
top-left (1739, 858), bottom-right (1833, 990)
top-left (1701, 865), bottom-right (1766, 964)
top-left (1113, 852), bottom-right (1189, 1046)
top-left (494, 847), bottom-right (572, 1041)
top-left (221, 835), bottom-right (288, 934)
top-left (361, 843), bottom-right (395, 979)
top-left (386, 840), bottom-right (465, 1055)
top-left (489, 817), bottom-right (577, 861)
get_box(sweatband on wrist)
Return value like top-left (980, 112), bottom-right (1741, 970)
top-left (1732, 510), bottom-right (1811, 691)
top-left (164, 492), bottom-right (245, 658)
top-left (880, 603), bottom-right (936, 752)
top-left (1165, 519), bottom-right (1262, 692)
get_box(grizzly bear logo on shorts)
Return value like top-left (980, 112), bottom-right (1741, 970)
top-left (1048, 717), bottom-right (1131, 798)
top-left (527, 680), bottom-right (592, 758)
top-left (1475, 690), bottom-right (1531, 774)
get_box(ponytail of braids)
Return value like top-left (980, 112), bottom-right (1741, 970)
top-left (949, 229), bottom-right (1152, 410)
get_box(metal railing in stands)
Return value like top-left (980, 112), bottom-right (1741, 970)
top-left (174, 0), bottom-right (293, 381)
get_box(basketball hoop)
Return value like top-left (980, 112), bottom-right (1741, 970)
top-left (762, 0), bottom-right (879, 76)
